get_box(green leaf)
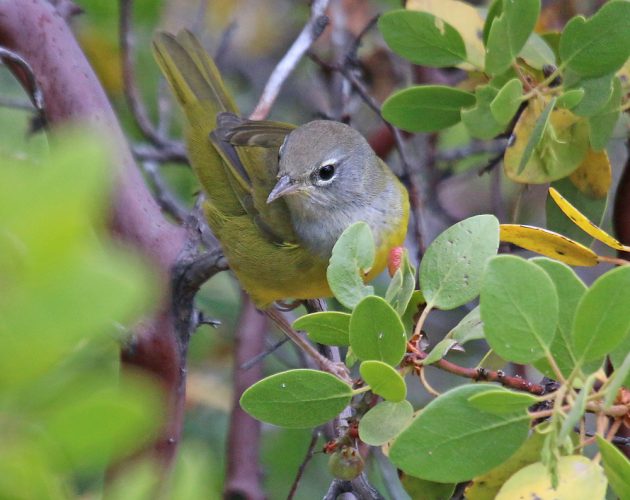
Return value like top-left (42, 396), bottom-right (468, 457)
top-left (480, 255), bottom-right (559, 364)
top-left (349, 296), bottom-right (407, 366)
top-left (293, 312), bottom-right (351, 346)
top-left (466, 431), bottom-right (545, 500)
top-left (39, 373), bottom-right (163, 471)
top-left (461, 85), bottom-right (505, 140)
top-left (597, 436), bottom-right (630, 500)
top-left (239, 369), bottom-right (352, 428)
top-left (382, 85), bottom-right (475, 132)
top-left (569, 73), bottom-right (614, 117)
top-left (558, 373), bottom-right (596, 444)
top-left (517, 97), bottom-right (555, 175)
top-left (573, 266), bottom-right (630, 365)
top-left (518, 33), bottom-right (556, 70)
top-left (401, 290), bottom-right (426, 332)
top-left (496, 456), bottom-right (607, 499)
top-left (589, 76), bottom-right (622, 151)
top-left (379, 10), bottom-right (467, 67)
top-left (485, 0), bottom-right (541, 75)
top-left (420, 215), bottom-right (500, 310)
top-left (555, 89), bottom-right (584, 110)
top-left (490, 78), bottom-right (523, 125)
top-left (423, 338), bottom-right (458, 365)
top-left (482, 0), bottom-right (502, 45)
top-left (559, 1), bottom-right (630, 77)
top-left (605, 352), bottom-right (630, 409)
top-left (447, 306), bottom-right (485, 344)
top-left (385, 248), bottom-right (416, 315)
top-left (504, 98), bottom-right (590, 183)
top-left (399, 474), bottom-right (456, 500)
top-left (359, 360), bottom-right (406, 402)
top-left (327, 222), bottom-right (375, 309)
top-left (546, 177), bottom-right (607, 247)
top-left (358, 400), bottom-right (413, 446)
top-left (389, 384), bottom-right (530, 483)
top-left (531, 258), bottom-right (585, 379)
top-left (468, 388), bottom-right (538, 415)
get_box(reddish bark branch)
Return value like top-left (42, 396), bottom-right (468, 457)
top-left (224, 294), bottom-right (267, 500)
top-left (0, 0), bottom-right (189, 467)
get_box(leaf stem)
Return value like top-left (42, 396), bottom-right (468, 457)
top-left (412, 302), bottom-right (433, 339)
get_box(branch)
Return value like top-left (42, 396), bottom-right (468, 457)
top-left (287, 429), bottom-right (321, 499)
top-left (224, 294), bottom-right (267, 500)
top-left (405, 348), bottom-right (546, 395)
top-left (249, 0), bottom-right (330, 120)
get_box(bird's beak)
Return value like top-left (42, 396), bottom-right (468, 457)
top-left (267, 175), bottom-right (299, 204)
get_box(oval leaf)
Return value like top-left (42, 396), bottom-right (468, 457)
top-left (407, 0), bottom-right (485, 69)
top-left (422, 338), bottom-right (458, 365)
top-left (349, 296), bottom-right (407, 366)
top-left (499, 224), bottom-right (598, 267)
top-left (496, 456), bottom-right (607, 500)
top-left (573, 266), bottom-right (630, 364)
top-left (447, 306), bottom-right (485, 344)
top-left (358, 400), bottom-right (414, 446)
top-left (568, 148), bottom-right (611, 199)
top-left (596, 436), bottom-right (630, 500)
top-left (421, 214), bottom-right (500, 310)
top-left (490, 78), bottom-right (523, 125)
top-left (379, 10), bottom-right (466, 67)
top-left (240, 369), bottom-right (352, 428)
top-left (531, 258), bottom-right (585, 379)
top-left (382, 85), bottom-right (475, 132)
top-left (559, 1), bottom-right (630, 78)
top-left (480, 255), bottom-right (559, 364)
top-left (293, 312), bottom-right (351, 346)
top-left (468, 388), bottom-right (538, 415)
top-left (504, 98), bottom-right (589, 183)
top-left (327, 222), bottom-right (375, 309)
top-left (359, 360), bottom-right (407, 402)
top-left (485, 0), bottom-right (541, 75)
top-left (389, 384), bottom-right (530, 483)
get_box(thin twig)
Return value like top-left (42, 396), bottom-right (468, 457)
top-left (0, 46), bottom-right (45, 119)
top-left (132, 143), bottom-right (188, 165)
top-left (240, 337), bottom-right (290, 370)
top-left (140, 161), bottom-right (189, 223)
top-left (249, 0), bottom-right (330, 120)
top-left (287, 429), bottom-right (321, 500)
top-left (438, 138), bottom-right (508, 164)
top-left (119, 0), bottom-right (183, 152)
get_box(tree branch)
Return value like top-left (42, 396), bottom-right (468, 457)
top-left (249, 0), bottom-right (330, 120)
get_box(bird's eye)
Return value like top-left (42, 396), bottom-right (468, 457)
top-left (318, 164), bottom-right (335, 181)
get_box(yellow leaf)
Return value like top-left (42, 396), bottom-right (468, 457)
top-left (407, 0), bottom-right (485, 70)
top-left (496, 456), bottom-right (607, 500)
top-left (500, 224), bottom-right (598, 266)
top-left (549, 187), bottom-right (629, 251)
top-left (504, 98), bottom-right (589, 184)
top-left (569, 149), bottom-right (612, 199)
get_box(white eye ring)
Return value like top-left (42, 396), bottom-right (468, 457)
top-left (314, 160), bottom-right (337, 185)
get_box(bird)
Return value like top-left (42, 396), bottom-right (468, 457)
top-left (153, 30), bottom-right (409, 309)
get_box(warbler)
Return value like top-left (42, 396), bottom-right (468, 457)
top-left (153, 31), bottom-right (409, 308)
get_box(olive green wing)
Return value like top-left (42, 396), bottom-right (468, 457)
top-left (153, 30), bottom-right (297, 243)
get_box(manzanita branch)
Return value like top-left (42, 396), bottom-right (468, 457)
top-left (405, 346), bottom-right (547, 395)
top-left (249, 0), bottom-right (330, 120)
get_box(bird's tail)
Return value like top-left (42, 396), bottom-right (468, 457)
top-left (152, 30), bottom-right (244, 216)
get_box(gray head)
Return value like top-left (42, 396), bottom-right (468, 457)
top-left (266, 120), bottom-right (382, 210)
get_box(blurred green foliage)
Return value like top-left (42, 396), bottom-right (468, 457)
top-left (0, 131), bottom-right (163, 497)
